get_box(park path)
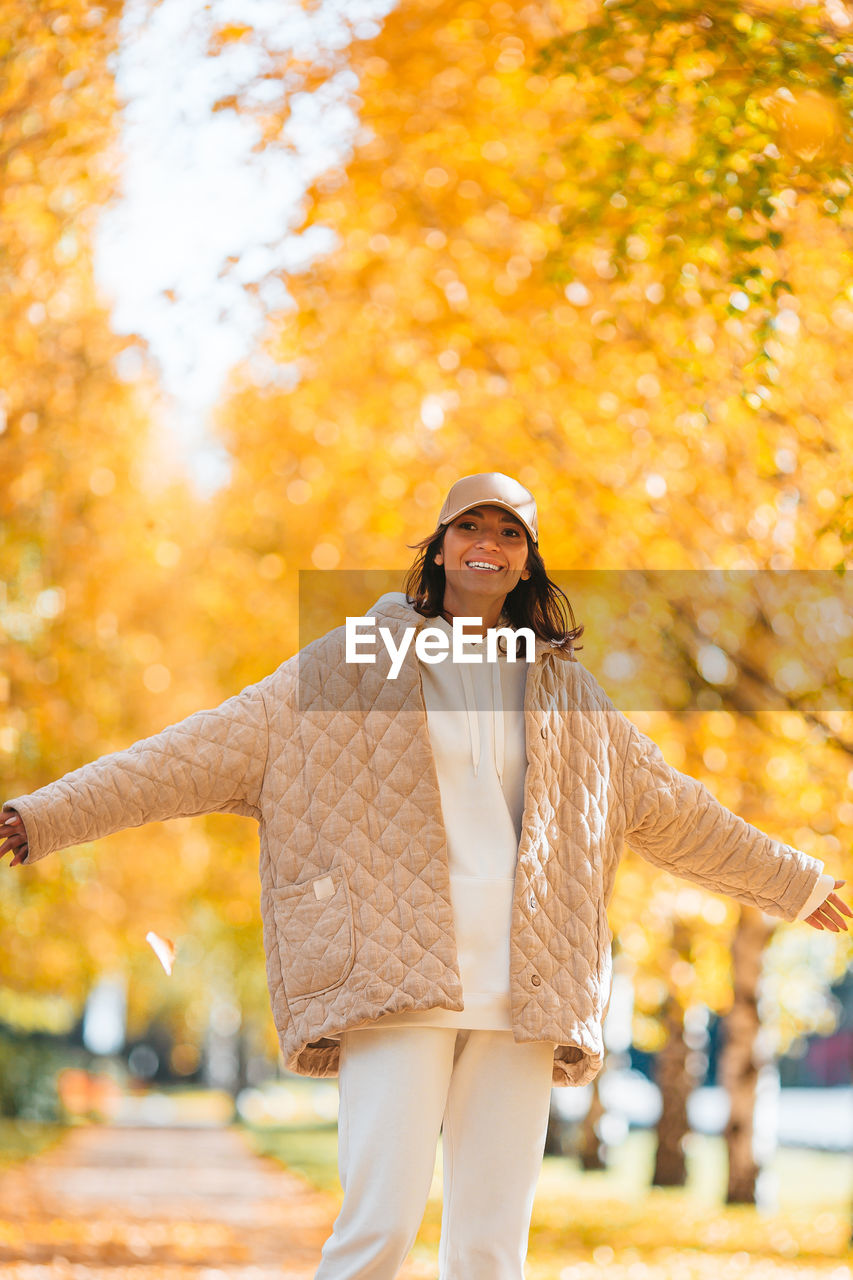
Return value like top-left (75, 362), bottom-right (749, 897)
top-left (0, 1124), bottom-right (433, 1280)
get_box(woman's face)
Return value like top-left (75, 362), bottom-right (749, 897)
top-left (435, 505), bottom-right (531, 607)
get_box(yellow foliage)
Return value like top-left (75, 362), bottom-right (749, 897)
top-left (4, 0), bottom-right (852, 1059)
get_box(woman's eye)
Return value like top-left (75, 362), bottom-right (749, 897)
top-left (455, 520), bottom-right (520, 535)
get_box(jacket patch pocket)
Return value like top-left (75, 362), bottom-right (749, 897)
top-left (272, 869), bottom-right (355, 1004)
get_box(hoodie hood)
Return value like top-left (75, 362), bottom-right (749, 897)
top-left (365, 591), bottom-right (568, 783)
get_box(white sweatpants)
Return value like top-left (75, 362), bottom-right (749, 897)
top-left (313, 1025), bottom-right (556, 1280)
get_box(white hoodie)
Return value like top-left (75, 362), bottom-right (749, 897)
top-left (357, 594), bottom-right (531, 1030)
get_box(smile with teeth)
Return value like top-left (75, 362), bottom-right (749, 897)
top-left (466, 560), bottom-right (503, 571)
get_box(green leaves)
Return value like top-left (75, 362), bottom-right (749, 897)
top-left (535, 0), bottom-right (853, 383)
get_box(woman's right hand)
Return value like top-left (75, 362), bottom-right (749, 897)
top-left (1, 809), bottom-right (29, 865)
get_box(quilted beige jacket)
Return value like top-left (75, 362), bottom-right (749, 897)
top-left (5, 593), bottom-right (825, 1086)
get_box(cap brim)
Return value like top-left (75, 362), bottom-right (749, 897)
top-left (439, 500), bottom-right (537, 543)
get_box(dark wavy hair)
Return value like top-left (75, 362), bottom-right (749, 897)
top-left (401, 522), bottom-right (583, 655)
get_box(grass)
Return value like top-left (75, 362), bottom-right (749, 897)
top-left (0, 1118), bottom-right (68, 1168)
top-left (241, 1123), bottom-right (853, 1275)
top-left (243, 1121), bottom-right (342, 1194)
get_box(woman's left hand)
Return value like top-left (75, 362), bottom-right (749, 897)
top-left (804, 879), bottom-right (852, 931)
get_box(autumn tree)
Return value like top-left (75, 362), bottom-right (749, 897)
top-left (0, 1), bottom-right (276, 1061)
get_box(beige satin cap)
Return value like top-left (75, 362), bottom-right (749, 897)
top-left (437, 472), bottom-right (538, 544)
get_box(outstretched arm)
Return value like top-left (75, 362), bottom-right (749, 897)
top-left (621, 718), bottom-right (850, 929)
top-left (1, 678), bottom-right (270, 865)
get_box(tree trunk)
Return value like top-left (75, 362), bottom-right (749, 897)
top-left (719, 904), bottom-right (774, 1204)
top-left (652, 921), bottom-right (694, 1187)
top-left (579, 1071), bottom-right (607, 1170)
top-left (652, 991), bottom-right (690, 1185)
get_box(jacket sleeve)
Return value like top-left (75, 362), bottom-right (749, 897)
top-left (620, 718), bottom-right (827, 923)
top-left (3, 679), bottom-right (271, 866)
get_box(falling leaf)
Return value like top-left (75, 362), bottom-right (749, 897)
top-left (145, 931), bottom-right (176, 975)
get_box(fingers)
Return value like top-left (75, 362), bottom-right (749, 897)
top-left (816, 907), bottom-right (843, 931)
top-left (807, 897), bottom-right (849, 932)
top-left (829, 891), bottom-right (853, 919)
top-left (804, 879), bottom-right (852, 932)
top-left (1, 813), bottom-right (28, 865)
top-left (1, 844), bottom-right (28, 865)
top-left (821, 895), bottom-right (851, 928)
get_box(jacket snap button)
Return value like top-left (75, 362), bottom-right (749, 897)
top-left (529, 894), bottom-right (536, 911)
top-left (531, 974), bottom-right (541, 987)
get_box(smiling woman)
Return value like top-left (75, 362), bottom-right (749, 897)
top-left (434, 487), bottom-right (535, 629)
top-left (1, 470), bottom-right (849, 1280)
top-left (400, 473), bottom-right (584, 655)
